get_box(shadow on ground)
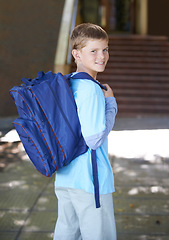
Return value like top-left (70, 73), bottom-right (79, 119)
top-left (0, 116), bottom-right (169, 239)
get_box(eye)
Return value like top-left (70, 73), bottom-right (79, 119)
top-left (103, 48), bottom-right (109, 53)
top-left (91, 50), bottom-right (96, 53)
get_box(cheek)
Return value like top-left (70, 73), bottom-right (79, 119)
top-left (85, 55), bottom-right (95, 63)
top-left (105, 54), bottom-right (109, 62)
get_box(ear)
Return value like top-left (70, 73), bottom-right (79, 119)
top-left (72, 49), bottom-right (81, 61)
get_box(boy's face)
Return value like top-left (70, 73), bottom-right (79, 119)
top-left (72, 38), bottom-right (109, 79)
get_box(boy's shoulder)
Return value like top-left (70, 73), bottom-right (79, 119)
top-left (70, 73), bottom-right (101, 93)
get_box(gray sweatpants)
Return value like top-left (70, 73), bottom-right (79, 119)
top-left (53, 187), bottom-right (116, 240)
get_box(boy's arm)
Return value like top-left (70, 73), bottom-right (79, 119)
top-left (85, 96), bottom-right (117, 150)
top-left (75, 81), bottom-right (117, 150)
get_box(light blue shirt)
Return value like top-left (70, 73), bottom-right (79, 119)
top-left (54, 75), bottom-right (117, 194)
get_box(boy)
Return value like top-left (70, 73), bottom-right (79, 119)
top-left (53, 23), bottom-right (117, 240)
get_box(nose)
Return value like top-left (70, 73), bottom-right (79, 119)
top-left (99, 51), bottom-right (105, 59)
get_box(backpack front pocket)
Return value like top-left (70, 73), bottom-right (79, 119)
top-left (13, 118), bottom-right (55, 177)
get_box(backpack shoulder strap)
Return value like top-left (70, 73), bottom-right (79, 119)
top-left (67, 72), bottom-right (107, 91)
top-left (65, 71), bottom-right (101, 208)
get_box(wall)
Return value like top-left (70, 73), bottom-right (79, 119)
top-left (0, 0), bottom-right (65, 116)
top-left (148, 0), bottom-right (169, 38)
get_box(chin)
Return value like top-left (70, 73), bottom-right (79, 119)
top-left (97, 68), bottom-right (105, 73)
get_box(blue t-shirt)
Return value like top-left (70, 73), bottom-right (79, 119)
top-left (54, 75), bottom-right (117, 194)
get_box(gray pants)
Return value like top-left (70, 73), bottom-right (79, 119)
top-left (53, 187), bottom-right (116, 240)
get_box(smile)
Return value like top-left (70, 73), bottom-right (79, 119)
top-left (96, 62), bottom-right (105, 65)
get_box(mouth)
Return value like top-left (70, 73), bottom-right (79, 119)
top-left (95, 61), bottom-right (105, 65)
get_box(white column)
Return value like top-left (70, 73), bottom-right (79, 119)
top-left (136, 0), bottom-right (148, 35)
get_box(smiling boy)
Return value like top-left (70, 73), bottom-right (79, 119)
top-left (53, 23), bottom-right (117, 240)
top-left (72, 38), bottom-right (109, 79)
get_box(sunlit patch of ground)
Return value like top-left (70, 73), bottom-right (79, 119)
top-left (1, 128), bottom-right (169, 170)
top-left (0, 130), bottom-right (26, 171)
top-left (0, 129), bottom-right (20, 142)
top-left (108, 129), bottom-right (169, 162)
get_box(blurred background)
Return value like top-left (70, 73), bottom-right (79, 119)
top-left (1, 0), bottom-right (169, 117)
top-left (1, 1), bottom-right (169, 239)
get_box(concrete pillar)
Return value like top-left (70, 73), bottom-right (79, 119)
top-left (136, 0), bottom-right (148, 35)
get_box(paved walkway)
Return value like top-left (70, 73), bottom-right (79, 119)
top-left (0, 116), bottom-right (169, 240)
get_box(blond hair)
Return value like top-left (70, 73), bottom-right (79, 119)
top-left (70, 23), bottom-right (108, 50)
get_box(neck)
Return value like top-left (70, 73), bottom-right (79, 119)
top-left (76, 67), bottom-right (97, 80)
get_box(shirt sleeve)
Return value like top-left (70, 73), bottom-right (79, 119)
top-left (85, 97), bottom-right (117, 150)
top-left (74, 80), bottom-right (117, 150)
top-left (75, 80), bottom-right (106, 137)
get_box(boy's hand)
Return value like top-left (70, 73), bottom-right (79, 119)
top-left (102, 84), bottom-right (114, 98)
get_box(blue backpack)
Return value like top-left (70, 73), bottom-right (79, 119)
top-left (10, 71), bottom-right (106, 208)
